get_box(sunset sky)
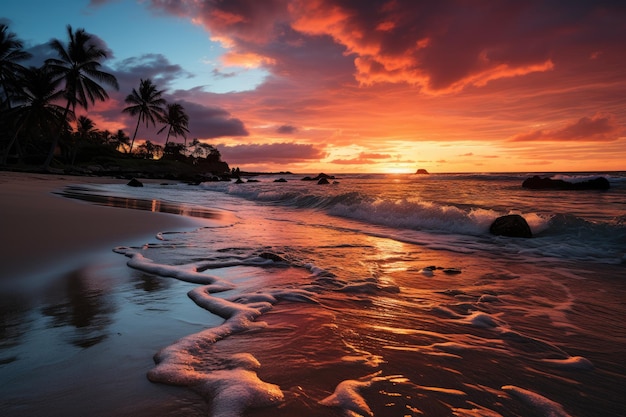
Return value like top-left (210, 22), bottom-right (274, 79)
top-left (3, 0), bottom-right (625, 173)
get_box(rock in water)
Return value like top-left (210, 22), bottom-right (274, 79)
top-left (127, 178), bottom-right (143, 187)
top-left (415, 169), bottom-right (429, 175)
top-left (522, 175), bottom-right (610, 190)
top-left (489, 214), bottom-right (532, 238)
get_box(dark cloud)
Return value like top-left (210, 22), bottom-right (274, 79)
top-left (114, 54), bottom-right (191, 91)
top-left (276, 124), bottom-right (297, 134)
top-left (220, 142), bottom-right (327, 164)
top-left (511, 114), bottom-right (622, 142)
top-left (88, 0), bottom-right (116, 6)
top-left (176, 99), bottom-right (249, 138)
top-left (212, 68), bottom-right (237, 78)
top-left (149, 0), bottom-right (625, 94)
top-left (293, 0), bottom-right (626, 92)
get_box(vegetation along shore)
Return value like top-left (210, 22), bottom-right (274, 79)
top-left (0, 24), bottom-right (232, 182)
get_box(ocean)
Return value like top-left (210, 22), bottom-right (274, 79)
top-left (1, 172), bottom-right (625, 417)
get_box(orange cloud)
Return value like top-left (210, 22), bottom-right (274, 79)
top-left (511, 114), bottom-right (622, 142)
top-left (221, 51), bottom-right (276, 68)
top-left (86, 1), bottom-right (626, 172)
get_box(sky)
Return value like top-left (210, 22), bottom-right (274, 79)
top-left (2, 0), bottom-right (625, 173)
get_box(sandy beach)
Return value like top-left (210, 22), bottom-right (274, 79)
top-left (1, 171), bottom-right (625, 416)
top-left (0, 171), bottom-right (201, 282)
top-left (0, 171), bottom-right (213, 417)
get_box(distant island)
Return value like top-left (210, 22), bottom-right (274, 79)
top-left (415, 169), bottom-right (430, 175)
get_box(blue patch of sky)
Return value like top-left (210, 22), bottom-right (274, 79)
top-left (2, 0), bottom-right (268, 93)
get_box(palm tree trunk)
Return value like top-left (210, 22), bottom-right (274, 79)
top-left (1, 123), bottom-right (24, 165)
top-left (164, 126), bottom-right (172, 146)
top-left (129, 117), bottom-right (141, 154)
top-left (43, 101), bottom-right (71, 171)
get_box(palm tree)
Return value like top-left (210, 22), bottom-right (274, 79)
top-left (76, 115), bottom-right (97, 141)
top-left (0, 24), bottom-right (32, 108)
top-left (68, 115), bottom-right (98, 165)
top-left (1, 66), bottom-right (66, 164)
top-left (123, 78), bottom-right (166, 153)
top-left (158, 102), bottom-right (189, 146)
top-left (111, 129), bottom-right (131, 153)
top-left (43, 25), bottom-right (119, 170)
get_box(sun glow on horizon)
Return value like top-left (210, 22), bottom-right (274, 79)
top-left (383, 166), bottom-right (415, 174)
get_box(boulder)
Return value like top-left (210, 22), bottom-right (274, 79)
top-left (489, 214), bottom-right (532, 238)
top-left (317, 177), bottom-right (330, 185)
top-left (302, 173), bottom-right (336, 181)
top-left (274, 178), bottom-right (287, 183)
top-left (522, 176), bottom-right (610, 190)
top-left (127, 178), bottom-right (143, 187)
top-left (234, 178), bottom-right (244, 184)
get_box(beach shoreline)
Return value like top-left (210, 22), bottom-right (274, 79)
top-left (0, 171), bottom-right (203, 283)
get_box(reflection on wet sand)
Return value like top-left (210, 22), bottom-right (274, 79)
top-left (41, 267), bottom-right (115, 348)
top-left (56, 186), bottom-right (222, 220)
top-left (0, 294), bottom-right (31, 365)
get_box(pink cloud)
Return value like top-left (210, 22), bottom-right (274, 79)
top-left (511, 114), bottom-right (622, 142)
top-left (220, 142), bottom-right (327, 164)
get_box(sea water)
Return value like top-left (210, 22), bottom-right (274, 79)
top-left (1, 172), bottom-right (625, 417)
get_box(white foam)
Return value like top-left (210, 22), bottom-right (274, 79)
top-left (502, 385), bottom-right (572, 417)
top-left (114, 247), bottom-right (235, 289)
top-left (110, 248), bottom-right (294, 415)
top-left (460, 311), bottom-right (501, 328)
top-left (197, 366), bottom-right (284, 417)
top-left (319, 373), bottom-right (407, 416)
top-left (319, 378), bottom-right (375, 417)
top-left (541, 356), bottom-right (594, 370)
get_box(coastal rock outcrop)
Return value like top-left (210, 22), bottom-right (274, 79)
top-left (489, 214), bottom-right (532, 238)
top-left (302, 173), bottom-right (335, 181)
top-left (415, 169), bottom-right (429, 175)
top-left (317, 177), bottom-right (330, 185)
top-left (127, 178), bottom-right (143, 187)
top-left (522, 176), bottom-right (610, 190)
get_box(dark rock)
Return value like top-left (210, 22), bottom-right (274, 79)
top-left (489, 214), bottom-right (532, 238)
top-left (235, 178), bottom-right (244, 184)
top-left (315, 173), bottom-right (333, 179)
top-left (522, 175), bottom-right (610, 190)
top-left (247, 179), bottom-right (260, 183)
top-left (127, 178), bottom-right (143, 187)
top-left (415, 169), bottom-right (429, 175)
top-left (258, 252), bottom-right (287, 263)
top-left (303, 173), bottom-right (335, 181)
top-left (274, 178), bottom-right (287, 182)
top-left (317, 177), bottom-right (330, 185)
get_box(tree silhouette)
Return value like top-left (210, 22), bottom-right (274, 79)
top-left (1, 66), bottom-right (65, 164)
top-left (0, 24), bottom-right (32, 109)
top-left (111, 129), bottom-right (131, 153)
top-left (43, 25), bottom-right (119, 170)
top-left (123, 78), bottom-right (165, 153)
top-left (158, 102), bottom-right (189, 146)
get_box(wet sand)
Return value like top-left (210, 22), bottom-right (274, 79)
top-left (0, 171), bottom-right (211, 417)
top-left (0, 171), bottom-right (201, 281)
